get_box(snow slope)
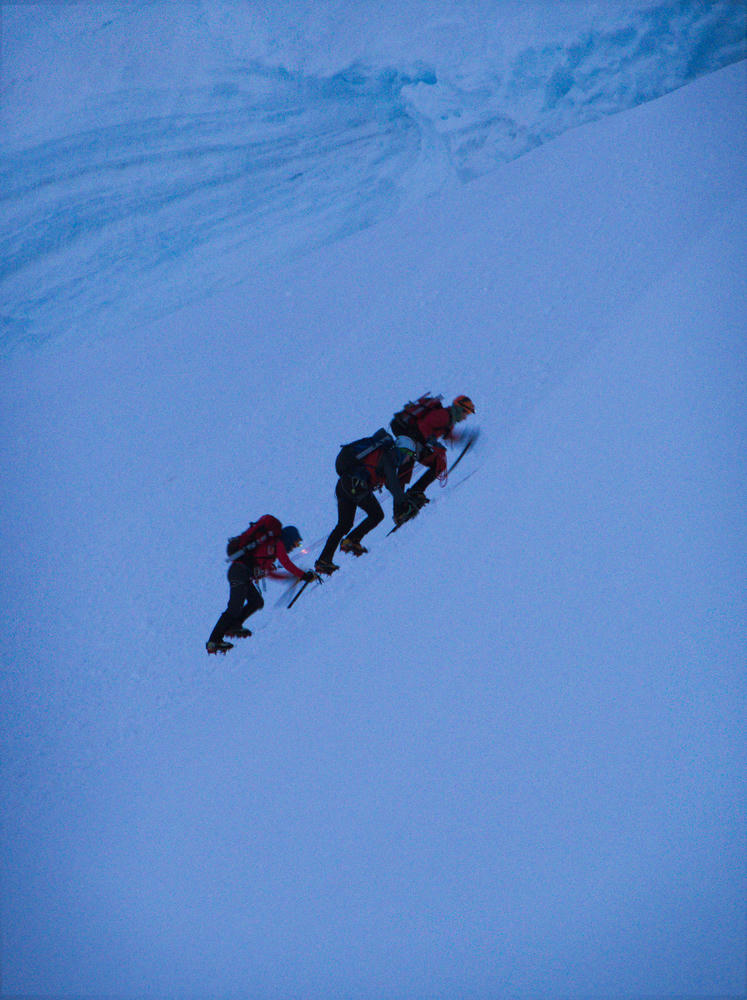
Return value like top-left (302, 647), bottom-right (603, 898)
top-left (1, 0), bottom-right (744, 350)
top-left (0, 10), bottom-right (745, 1000)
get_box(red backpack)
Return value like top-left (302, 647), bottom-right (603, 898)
top-left (226, 514), bottom-right (282, 560)
top-left (391, 393), bottom-right (443, 438)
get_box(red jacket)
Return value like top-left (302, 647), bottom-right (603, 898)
top-left (232, 516), bottom-right (306, 580)
top-left (359, 446), bottom-right (411, 498)
top-left (414, 403), bottom-right (454, 442)
top-left (400, 404), bottom-right (451, 478)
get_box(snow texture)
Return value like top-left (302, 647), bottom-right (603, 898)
top-left (1, 0), bottom-right (744, 349)
top-left (0, 2), bottom-right (745, 997)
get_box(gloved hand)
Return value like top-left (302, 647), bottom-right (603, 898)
top-left (394, 496), bottom-right (419, 525)
top-left (302, 569), bottom-right (317, 583)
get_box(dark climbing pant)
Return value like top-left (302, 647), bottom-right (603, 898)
top-left (318, 479), bottom-right (384, 564)
top-left (411, 466), bottom-right (438, 493)
top-left (208, 560), bottom-right (264, 644)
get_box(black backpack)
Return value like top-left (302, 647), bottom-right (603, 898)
top-left (335, 427), bottom-right (393, 477)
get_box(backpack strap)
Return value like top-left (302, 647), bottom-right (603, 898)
top-left (226, 515), bottom-right (282, 561)
top-left (336, 429), bottom-right (394, 476)
top-left (392, 394), bottom-right (443, 434)
top-left (351, 427), bottom-right (393, 460)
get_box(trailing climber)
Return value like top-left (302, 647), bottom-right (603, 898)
top-left (206, 516), bottom-right (314, 653)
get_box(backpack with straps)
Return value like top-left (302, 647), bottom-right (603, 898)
top-left (226, 514), bottom-right (282, 560)
top-left (335, 427), bottom-right (393, 477)
top-left (391, 393), bottom-right (443, 438)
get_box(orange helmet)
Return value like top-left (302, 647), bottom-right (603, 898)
top-left (453, 394), bottom-right (475, 415)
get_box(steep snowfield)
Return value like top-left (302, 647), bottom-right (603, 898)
top-left (1, 0), bottom-right (744, 349)
top-left (0, 25), bottom-right (745, 1000)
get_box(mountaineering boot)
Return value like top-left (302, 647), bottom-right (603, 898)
top-left (340, 537), bottom-right (368, 556)
top-left (206, 639), bottom-right (233, 655)
top-left (224, 626), bottom-right (252, 638)
top-left (394, 496), bottom-right (420, 525)
top-left (314, 558), bottom-right (339, 575)
top-left (406, 488), bottom-right (430, 509)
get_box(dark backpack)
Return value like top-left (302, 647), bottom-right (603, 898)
top-left (226, 513), bottom-right (282, 559)
top-left (391, 393), bottom-right (443, 439)
top-left (335, 427), bottom-right (393, 477)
